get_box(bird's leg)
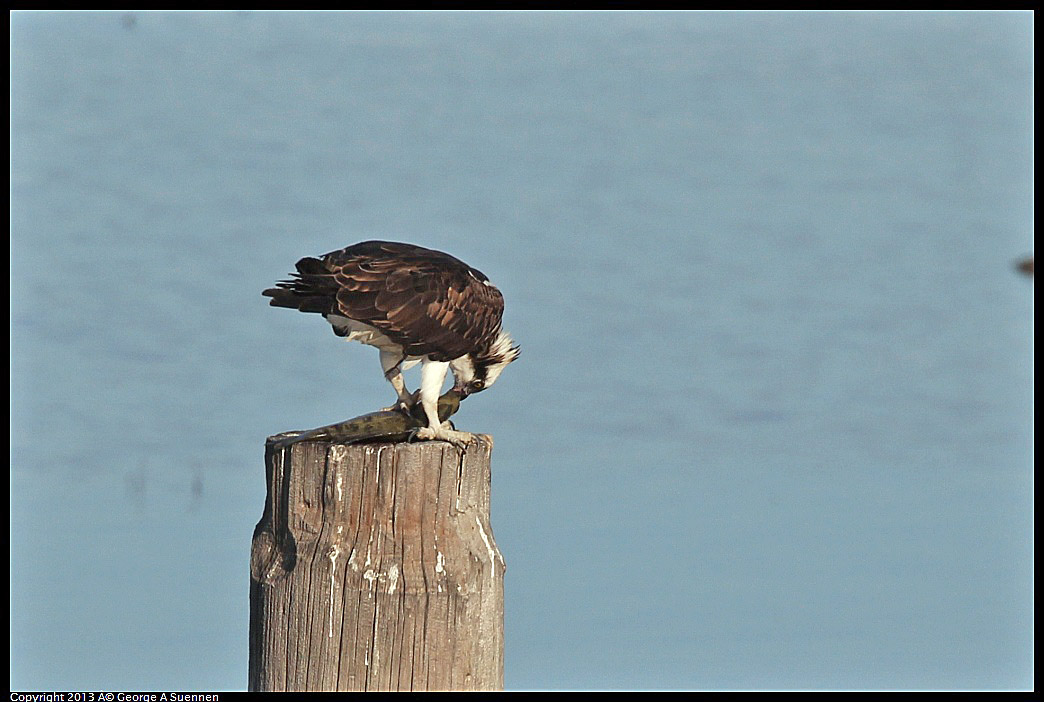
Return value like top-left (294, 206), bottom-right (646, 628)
top-left (413, 360), bottom-right (474, 448)
top-left (380, 350), bottom-right (414, 413)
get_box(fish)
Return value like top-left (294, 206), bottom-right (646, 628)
top-left (268, 390), bottom-right (464, 450)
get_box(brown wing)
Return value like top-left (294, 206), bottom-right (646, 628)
top-left (266, 241), bottom-right (505, 362)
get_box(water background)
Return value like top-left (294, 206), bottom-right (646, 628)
top-left (10, 11), bottom-right (1033, 691)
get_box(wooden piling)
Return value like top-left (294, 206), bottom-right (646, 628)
top-left (249, 436), bottom-right (505, 692)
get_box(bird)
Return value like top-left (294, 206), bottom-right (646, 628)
top-left (1015, 256), bottom-right (1033, 277)
top-left (263, 240), bottom-right (520, 446)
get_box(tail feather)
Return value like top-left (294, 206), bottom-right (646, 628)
top-left (294, 256), bottom-right (330, 276)
top-left (262, 257), bottom-right (339, 315)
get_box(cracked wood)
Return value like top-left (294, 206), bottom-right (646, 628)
top-left (249, 437), bottom-right (505, 692)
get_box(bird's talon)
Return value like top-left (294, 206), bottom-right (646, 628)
top-left (381, 399), bottom-right (415, 414)
top-left (413, 425), bottom-right (473, 448)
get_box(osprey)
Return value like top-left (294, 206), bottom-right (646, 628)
top-left (263, 240), bottom-right (520, 446)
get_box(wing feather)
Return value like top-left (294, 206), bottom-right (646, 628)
top-left (264, 240), bottom-right (505, 360)
top-left (321, 241), bottom-right (505, 361)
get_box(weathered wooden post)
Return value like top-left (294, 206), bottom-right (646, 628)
top-left (249, 436), bottom-right (505, 691)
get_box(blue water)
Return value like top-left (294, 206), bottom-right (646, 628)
top-left (10, 11), bottom-right (1033, 691)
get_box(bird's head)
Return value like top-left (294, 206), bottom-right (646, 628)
top-left (451, 329), bottom-right (520, 398)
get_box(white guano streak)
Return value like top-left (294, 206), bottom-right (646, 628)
top-left (475, 515), bottom-right (498, 588)
top-left (328, 544), bottom-right (341, 637)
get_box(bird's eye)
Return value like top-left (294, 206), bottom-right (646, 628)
top-left (470, 380), bottom-right (485, 391)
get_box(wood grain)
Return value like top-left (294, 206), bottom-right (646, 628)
top-left (249, 437), bottom-right (504, 691)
